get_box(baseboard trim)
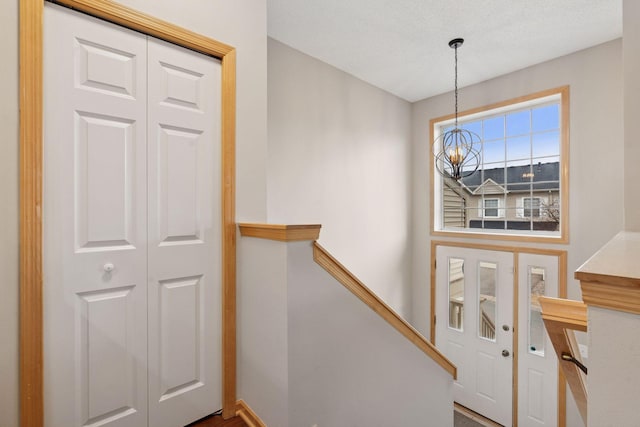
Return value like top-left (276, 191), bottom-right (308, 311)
top-left (235, 400), bottom-right (267, 427)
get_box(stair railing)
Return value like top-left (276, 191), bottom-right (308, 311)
top-left (538, 296), bottom-right (588, 426)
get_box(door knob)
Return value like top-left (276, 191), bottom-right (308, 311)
top-left (502, 349), bottom-right (510, 357)
top-left (103, 263), bottom-right (115, 273)
top-left (502, 324), bottom-right (510, 331)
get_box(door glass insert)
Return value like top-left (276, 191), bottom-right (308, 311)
top-left (528, 266), bottom-right (546, 355)
top-left (478, 261), bottom-right (497, 341)
top-left (448, 257), bottom-right (465, 331)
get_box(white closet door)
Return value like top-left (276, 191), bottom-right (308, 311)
top-left (146, 38), bottom-right (222, 426)
top-left (43, 4), bottom-right (148, 427)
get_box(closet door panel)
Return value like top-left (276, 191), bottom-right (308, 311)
top-left (147, 37), bottom-right (222, 427)
top-left (43, 4), bottom-right (148, 427)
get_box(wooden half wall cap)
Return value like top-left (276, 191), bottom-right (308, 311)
top-left (575, 231), bottom-right (640, 315)
top-left (238, 223), bottom-right (321, 242)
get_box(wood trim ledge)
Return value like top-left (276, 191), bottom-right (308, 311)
top-left (313, 242), bottom-right (457, 379)
top-left (239, 223), bottom-right (321, 242)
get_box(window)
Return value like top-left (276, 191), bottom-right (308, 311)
top-left (528, 266), bottom-right (546, 356)
top-left (431, 87), bottom-right (568, 242)
top-left (483, 199), bottom-right (499, 217)
top-left (478, 261), bottom-right (497, 341)
top-left (523, 197), bottom-right (541, 218)
top-left (448, 257), bottom-right (465, 331)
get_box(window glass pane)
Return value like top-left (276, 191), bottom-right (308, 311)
top-left (448, 258), bottom-right (465, 331)
top-left (442, 184), bottom-right (467, 229)
top-left (506, 110), bottom-right (530, 136)
top-left (483, 116), bottom-right (504, 140)
top-left (461, 120), bottom-right (482, 136)
top-left (506, 135), bottom-right (531, 161)
top-left (532, 131), bottom-right (560, 159)
top-left (532, 104), bottom-right (559, 132)
top-left (482, 140), bottom-right (505, 165)
top-left (529, 266), bottom-right (546, 355)
top-left (478, 261), bottom-right (497, 341)
top-left (541, 194), bottom-right (560, 229)
top-left (478, 165), bottom-right (506, 187)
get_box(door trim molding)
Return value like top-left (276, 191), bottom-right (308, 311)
top-left (430, 240), bottom-right (567, 427)
top-left (19, 0), bottom-right (237, 423)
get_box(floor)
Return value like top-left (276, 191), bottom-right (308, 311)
top-left (186, 405), bottom-right (497, 427)
top-left (187, 413), bottom-right (248, 427)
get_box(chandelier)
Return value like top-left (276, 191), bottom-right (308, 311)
top-left (433, 38), bottom-right (480, 180)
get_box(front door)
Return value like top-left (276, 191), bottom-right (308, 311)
top-left (517, 253), bottom-right (558, 427)
top-left (436, 246), bottom-right (514, 426)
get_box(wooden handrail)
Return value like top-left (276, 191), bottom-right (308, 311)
top-left (313, 242), bottom-right (457, 379)
top-left (539, 297), bottom-right (588, 425)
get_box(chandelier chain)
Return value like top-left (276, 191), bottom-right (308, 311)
top-left (454, 43), bottom-right (458, 128)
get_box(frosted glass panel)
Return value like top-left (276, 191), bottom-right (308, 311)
top-left (448, 258), bottom-right (465, 331)
top-left (478, 261), bottom-right (497, 341)
top-left (529, 266), bottom-right (546, 355)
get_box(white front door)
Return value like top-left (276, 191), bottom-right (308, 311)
top-left (517, 253), bottom-right (558, 427)
top-left (436, 246), bottom-right (514, 426)
top-left (43, 4), bottom-right (222, 426)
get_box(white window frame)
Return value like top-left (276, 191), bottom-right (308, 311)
top-left (430, 87), bottom-right (569, 243)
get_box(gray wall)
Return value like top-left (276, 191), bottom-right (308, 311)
top-left (267, 38), bottom-right (413, 317)
top-left (624, 0), bottom-right (640, 231)
top-left (411, 39), bottom-right (623, 427)
top-left (287, 241), bottom-right (453, 427)
top-left (0, 1), bottom-right (18, 425)
top-left (1, 2), bottom-right (268, 425)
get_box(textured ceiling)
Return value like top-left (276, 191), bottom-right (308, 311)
top-left (267, 0), bottom-right (622, 102)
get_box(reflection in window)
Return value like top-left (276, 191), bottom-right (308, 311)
top-left (478, 261), bottom-right (497, 341)
top-left (448, 258), bottom-right (465, 331)
top-left (529, 266), bottom-right (546, 355)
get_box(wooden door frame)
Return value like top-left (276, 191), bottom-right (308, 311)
top-left (430, 241), bottom-right (568, 427)
top-left (19, 0), bottom-right (237, 424)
